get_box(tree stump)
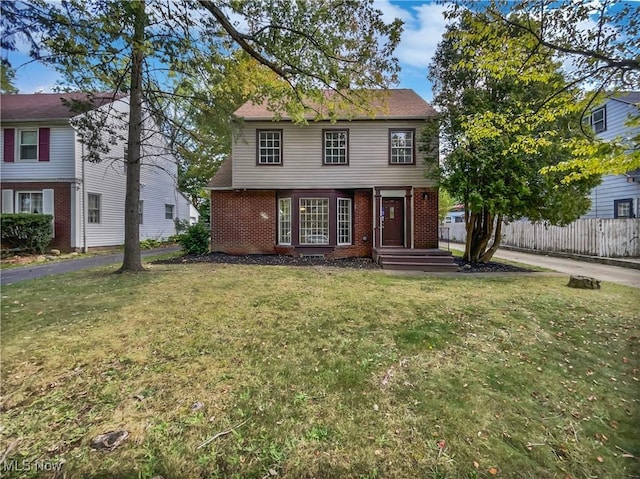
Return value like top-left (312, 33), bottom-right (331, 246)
top-left (567, 275), bottom-right (601, 290)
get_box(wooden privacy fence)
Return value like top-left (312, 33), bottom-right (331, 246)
top-left (440, 219), bottom-right (640, 258)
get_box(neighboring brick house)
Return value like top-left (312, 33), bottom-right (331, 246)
top-left (1, 93), bottom-right (198, 252)
top-left (207, 89), bottom-right (455, 270)
top-left (582, 92), bottom-right (640, 219)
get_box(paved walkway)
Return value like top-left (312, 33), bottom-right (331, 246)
top-left (1, 246), bottom-right (180, 286)
top-left (443, 242), bottom-right (640, 288)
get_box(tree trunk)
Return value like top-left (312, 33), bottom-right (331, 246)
top-left (117, 0), bottom-right (146, 273)
top-left (464, 207), bottom-right (499, 262)
top-left (479, 214), bottom-right (503, 263)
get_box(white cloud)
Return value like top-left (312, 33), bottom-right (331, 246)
top-left (375, 1), bottom-right (449, 69)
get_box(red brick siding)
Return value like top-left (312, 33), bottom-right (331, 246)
top-left (413, 187), bottom-right (439, 249)
top-left (0, 182), bottom-right (73, 252)
top-left (211, 190), bottom-right (277, 254)
top-left (211, 189), bottom-right (373, 258)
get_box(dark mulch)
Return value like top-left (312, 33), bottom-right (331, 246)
top-left (453, 257), bottom-right (532, 273)
top-left (154, 252), bottom-right (533, 273)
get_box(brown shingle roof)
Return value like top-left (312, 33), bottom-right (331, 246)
top-left (1, 92), bottom-right (122, 122)
top-left (234, 89), bottom-right (436, 121)
top-left (207, 157), bottom-right (233, 189)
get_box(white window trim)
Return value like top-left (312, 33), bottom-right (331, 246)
top-left (17, 128), bottom-right (39, 162)
top-left (278, 197), bottom-right (292, 245)
top-left (165, 203), bottom-right (174, 220)
top-left (590, 106), bottom-right (606, 133)
top-left (337, 197), bottom-right (352, 245)
top-left (88, 193), bottom-right (101, 224)
top-left (15, 190), bottom-right (43, 214)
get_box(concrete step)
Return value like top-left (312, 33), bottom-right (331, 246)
top-left (379, 255), bottom-right (455, 264)
top-left (380, 261), bottom-right (459, 272)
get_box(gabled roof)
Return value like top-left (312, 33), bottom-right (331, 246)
top-left (234, 89), bottom-right (436, 121)
top-left (609, 91), bottom-right (640, 106)
top-left (0, 92), bottom-right (123, 122)
top-left (207, 157), bottom-right (233, 189)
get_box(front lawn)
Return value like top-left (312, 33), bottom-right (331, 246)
top-left (1, 264), bottom-right (638, 478)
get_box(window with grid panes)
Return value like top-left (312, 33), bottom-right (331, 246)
top-left (278, 198), bottom-right (292, 245)
top-left (337, 198), bottom-right (352, 244)
top-left (323, 130), bottom-right (348, 164)
top-left (88, 193), bottom-right (101, 223)
top-left (389, 130), bottom-right (414, 164)
top-left (257, 130), bottom-right (282, 164)
top-left (299, 198), bottom-right (328, 245)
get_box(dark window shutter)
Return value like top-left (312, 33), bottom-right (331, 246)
top-left (3, 129), bottom-right (15, 162)
top-left (38, 128), bottom-right (50, 162)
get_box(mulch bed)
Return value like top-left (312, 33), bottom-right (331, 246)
top-left (153, 253), bottom-right (533, 273)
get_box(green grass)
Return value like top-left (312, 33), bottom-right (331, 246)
top-left (1, 263), bottom-right (638, 478)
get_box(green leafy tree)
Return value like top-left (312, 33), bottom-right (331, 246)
top-left (0, 59), bottom-right (18, 93)
top-left (438, 189), bottom-right (456, 224)
top-left (3, 0), bottom-right (401, 272)
top-left (443, 0), bottom-right (640, 182)
top-left (426, 11), bottom-right (600, 263)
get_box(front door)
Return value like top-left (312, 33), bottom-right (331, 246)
top-left (382, 197), bottom-right (404, 246)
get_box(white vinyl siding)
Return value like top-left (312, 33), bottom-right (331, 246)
top-left (1, 126), bottom-right (75, 180)
top-left (582, 99), bottom-right (640, 219)
top-left (232, 120), bottom-right (435, 189)
top-left (278, 197), bottom-right (291, 245)
top-left (337, 198), bottom-right (352, 245)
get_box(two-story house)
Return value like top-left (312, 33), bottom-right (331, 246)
top-left (582, 91), bottom-right (640, 219)
top-left (207, 89), bottom-right (456, 271)
top-left (1, 93), bottom-right (198, 252)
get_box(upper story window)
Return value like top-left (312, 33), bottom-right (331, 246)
top-left (389, 129), bottom-right (415, 164)
top-left (590, 106), bottom-right (606, 133)
top-left (19, 130), bottom-right (38, 161)
top-left (257, 130), bottom-right (282, 165)
top-left (323, 129), bottom-right (349, 165)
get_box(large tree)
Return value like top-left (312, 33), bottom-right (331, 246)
top-left (443, 0), bottom-right (640, 182)
top-left (3, 0), bottom-right (401, 271)
top-left (427, 11), bottom-right (600, 263)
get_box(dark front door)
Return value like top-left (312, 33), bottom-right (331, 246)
top-left (382, 197), bottom-right (404, 246)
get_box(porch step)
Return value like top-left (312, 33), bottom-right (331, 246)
top-left (380, 261), bottom-right (459, 272)
top-left (376, 248), bottom-right (458, 272)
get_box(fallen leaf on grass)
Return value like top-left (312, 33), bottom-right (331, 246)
top-left (489, 467), bottom-right (498, 475)
top-left (597, 456), bottom-right (604, 463)
top-left (473, 461), bottom-right (480, 469)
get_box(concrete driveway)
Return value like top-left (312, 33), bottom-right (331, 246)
top-left (1, 246), bottom-right (180, 286)
top-left (444, 242), bottom-right (640, 288)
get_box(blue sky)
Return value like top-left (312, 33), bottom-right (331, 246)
top-left (6, 1), bottom-right (446, 102)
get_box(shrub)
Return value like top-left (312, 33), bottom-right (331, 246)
top-left (178, 222), bottom-right (209, 255)
top-left (1, 214), bottom-right (53, 254)
top-left (140, 238), bottom-right (163, 249)
top-left (174, 218), bottom-right (191, 235)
